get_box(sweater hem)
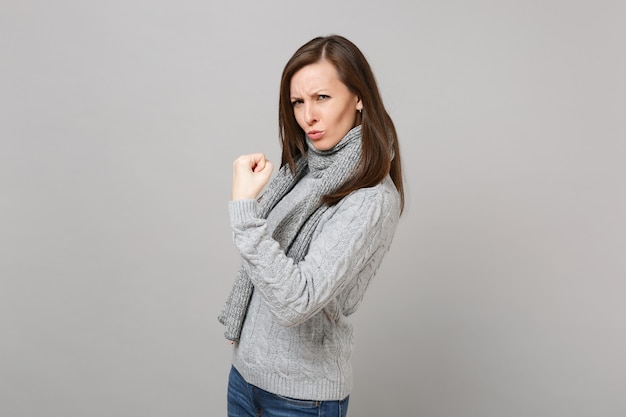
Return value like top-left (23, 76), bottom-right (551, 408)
top-left (232, 358), bottom-right (351, 401)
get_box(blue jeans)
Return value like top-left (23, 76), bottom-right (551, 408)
top-left (227, 366), bottom-right (349, 417)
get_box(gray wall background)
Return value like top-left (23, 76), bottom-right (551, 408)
top-left (2, 1), bottom-right (625, 416)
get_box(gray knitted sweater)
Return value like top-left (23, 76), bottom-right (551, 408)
top-left (228, 161), bottom-right (401, 401)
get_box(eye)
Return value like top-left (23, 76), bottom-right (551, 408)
top-left (291, 99), bottom-right (303, 107)
top-left (317, 94), bottom-right (330, 101)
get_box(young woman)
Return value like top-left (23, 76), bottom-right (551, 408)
top-left (219, 34), bottom-right (404, 417)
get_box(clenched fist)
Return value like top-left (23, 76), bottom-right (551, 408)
top-left (231, 153), bottom-right (274, 200)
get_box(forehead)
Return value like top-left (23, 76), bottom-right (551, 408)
top-left (290, 60), bottom-right (343, 93)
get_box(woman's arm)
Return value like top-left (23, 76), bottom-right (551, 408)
top-left (229, 178), bottom-right (400, 327)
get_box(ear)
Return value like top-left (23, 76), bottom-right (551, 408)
top-left (356, 97), bottom-right (363, 112)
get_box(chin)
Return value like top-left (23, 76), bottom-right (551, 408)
top-left (313, 138), bottom-right (342, 151)
top-left (311, 143), bottom-right (328, 151)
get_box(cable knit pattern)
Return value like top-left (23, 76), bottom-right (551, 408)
top-left (226, 166), bottom-right (401, 400)
top-left (218, 126), bottom-right (363, 341)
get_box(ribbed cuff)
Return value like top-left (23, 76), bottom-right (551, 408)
top-left (229, 199), bottom-right (259, 226)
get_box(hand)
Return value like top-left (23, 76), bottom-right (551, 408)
top-left (231, 153), bottom-right (274, 200)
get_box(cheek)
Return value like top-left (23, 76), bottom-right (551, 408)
top-left (339, 106), bottom-right (356, 127)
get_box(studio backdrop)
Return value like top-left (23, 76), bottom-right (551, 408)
top-left (1, 1), bottom-right (625, 416)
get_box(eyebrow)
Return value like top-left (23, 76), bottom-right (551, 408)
top-left (290, 90), bottom-right (330, 100)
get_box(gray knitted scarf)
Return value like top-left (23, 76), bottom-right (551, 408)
top-left (218, 125), bottom-right (363, 341)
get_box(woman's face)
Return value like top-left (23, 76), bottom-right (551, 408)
top-left (290, 60), bottom-right (362, 151)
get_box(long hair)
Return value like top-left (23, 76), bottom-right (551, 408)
top-left (278, 35), bottom-right (404, 213)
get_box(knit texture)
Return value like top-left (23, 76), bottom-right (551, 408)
top-left (218, 126), bottom-right (363, 341)
top-left (228, 175), bottom-right (400, 400)
top-left (221, 126), bottom-right (401, 401)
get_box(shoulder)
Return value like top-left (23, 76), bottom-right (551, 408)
top-left (340, 175), bottom-right (400, 218)
top-left (320, 175), bottom-right (401, 234)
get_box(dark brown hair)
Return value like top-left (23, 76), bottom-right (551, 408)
top-left (278, 35), bottom-right (404, 213)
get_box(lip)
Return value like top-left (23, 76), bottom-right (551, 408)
top-left (307, 130), bottom-right (324, 140)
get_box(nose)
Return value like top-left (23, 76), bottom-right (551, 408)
top-left (304, 104), bottom-right (318, 125)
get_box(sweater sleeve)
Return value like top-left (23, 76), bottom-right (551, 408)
top-left (229, 179), bottom-right (400, 327)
